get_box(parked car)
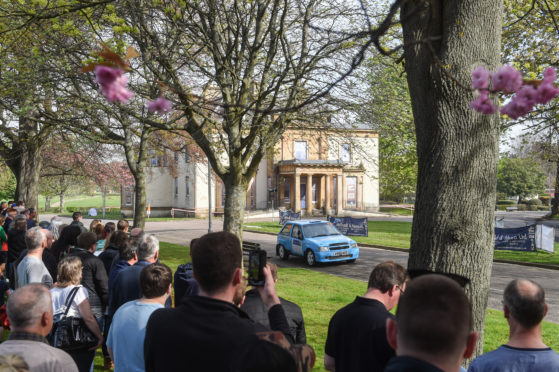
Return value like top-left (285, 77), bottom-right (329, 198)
top-left (276, 220), bottom-right (359, 266)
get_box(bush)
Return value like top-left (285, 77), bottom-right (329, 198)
top-left (538, 206), bottom-right (550, 211)
top-left (497, 200), bottom-right (516, 205)
top-left (517, 204), bottom-right (528, 211)
top-left (540, 196), bottom-right (550, 204)
top-left (526, 198), bottom-right (542, 206)
top-left (496, 192), bottom-right (508, 201)
top-left (527, 205), bottom-right (538, 211)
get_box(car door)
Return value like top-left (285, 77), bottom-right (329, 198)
top-left (278, 223), bottom-right (293, 252)
top-left (291, 224), bottom-right (304, 256)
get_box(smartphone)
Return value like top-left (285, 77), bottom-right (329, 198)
top-left (248, 250), bottom-right (267, 286)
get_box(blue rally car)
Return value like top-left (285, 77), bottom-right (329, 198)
top-left (276, 220), bottom-right (359, 266)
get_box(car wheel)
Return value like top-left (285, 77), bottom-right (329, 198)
top-left (278, 245), bottom-right (289, 260)
top-left (305, 249), bottom-right (316, 266)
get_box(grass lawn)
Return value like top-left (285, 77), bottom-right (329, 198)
top-left (245, 221), bottom-right (559, 267)
top-left (91, 241), bottom-right (559, 371)
top-left (379, 207), bottom-right (414, 216)
top-left (38, 194), bottom-right (121, 211)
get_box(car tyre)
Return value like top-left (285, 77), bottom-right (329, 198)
top-left (278, 245), bottom-right (289, 260)
top-left (305, 249), bottom-right (316, 266)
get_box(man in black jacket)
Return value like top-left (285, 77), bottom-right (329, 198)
top-left (144, 231), bottom-right (307, 372)
top-left (241, 262), bottom-right (306, 343)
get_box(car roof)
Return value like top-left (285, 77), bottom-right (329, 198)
top-left (286, 220), bottom-right (328, 225)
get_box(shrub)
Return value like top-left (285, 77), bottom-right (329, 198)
top-left (527, 205), bottom-right (538, 211)
top-left (496, 192), bottom-right (508, 201)
top-left (538, 206), bottom-right (550, 211)
top-left (517, 204), bottom-right (528, 211)
top-left (526, 198), bottom-right (542, 206)
top-left (497, 200), bottom-right (516, 205)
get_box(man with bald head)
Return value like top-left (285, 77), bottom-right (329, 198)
top-left (469, 279), bottom-right (559, 371)
top-left (385, 274), bottom-right (478, 372)
top-left (0, 284), bottom-right (77, 371)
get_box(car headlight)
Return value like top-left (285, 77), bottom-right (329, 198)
top-left (350, 243), bottom-right (358, 248)
top-left (318, 246), bottom-right (329, 252)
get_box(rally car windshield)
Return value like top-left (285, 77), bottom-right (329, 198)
top-left (302, 223), bottom-right (341, 238)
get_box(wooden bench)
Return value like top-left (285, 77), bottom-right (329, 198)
top-left (505, 206), bottom-right (518, 212)
top-left (242, 241), bottom-right (262, 257)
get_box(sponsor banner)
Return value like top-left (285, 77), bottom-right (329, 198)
top-left (494, 225), bottom-right (535, 251)
top-left (328, 216), bottom-right (368, 237)
top-left (535, 225), bottom-right (555, 253)
top-left (279, 210), bottom-right (301, 225)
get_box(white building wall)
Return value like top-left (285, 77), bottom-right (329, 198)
top-left (352, 136), bottom-right (379, 210)
top-left (145, 167), bottom-right (174, 207)
top-left (193, 161), bottom-right (217, 212)
top-left (255, 157), bottom-right (268, 209)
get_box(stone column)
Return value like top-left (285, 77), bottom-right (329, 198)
top-left (306, 173), bottom-right (313, 216)
top-left (325, 174), bottom-right (331, 215)
top-left (336, 173), bottom-right (344, 215)
top-left (294, 173), bottom-right (301, 212)
top-left (279, 177), bottom-right (285, 208)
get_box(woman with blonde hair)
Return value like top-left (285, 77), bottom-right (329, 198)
top-left (50, 256), bottom-right (102, 371)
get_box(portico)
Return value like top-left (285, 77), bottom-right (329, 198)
top-left (277, 160), bottom-right (365, 215)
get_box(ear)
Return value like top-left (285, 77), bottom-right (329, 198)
top-left (544, 303), bottom-right (549, 317)
top-left (167, 283), bottom-right (173, 295)
top-left (503, 304), bottom-right (510, 319)
top-left (463, 332), bottom-right (479, 359)
top-left (386, 318), bottom-right (398, 351)
top-left (388, 284), bottom-right (397, 297)
top-left (154, 250), bottom-right (159, 260)
top-left (232, 267), bottom-right (242, 286)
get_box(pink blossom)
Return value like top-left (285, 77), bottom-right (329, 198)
top-left (543, 67), bottom-right (556, 83)
top-left (492, 65), bottom-right (523, 93)
top-left (499, 95), bottom-right (533, 120)
top-left (99, 74), bottom-right (134, 103)
top-left (536, 82), bottom-right (559, 104)
top-left (147, 97), bottom-right (173, 114)
top-left (471, 66), bottom-right (490, 90)
top-left (94, 65), bottom-right (123, 86)
top-left (515, 85), bottom-right (537, 107)
top-left (470, 91), bottom-right (497, 115)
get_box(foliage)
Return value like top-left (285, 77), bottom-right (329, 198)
top-left (364, 57), bottom-right (417, 202)
top-left (0, 162), bottom-right (16, 201)
top-left (497, 157), bottom-right (546, 198)
top-left (496, 200), bottom-right (516, 205)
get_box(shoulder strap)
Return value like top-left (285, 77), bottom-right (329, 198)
top-left (62, 286), bottom-right (80, 318)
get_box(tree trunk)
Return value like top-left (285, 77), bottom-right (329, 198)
top-left (222, 180), bottom-right (248, 242)
top-left (59, 191), bottom-right (65, 213)
top-left (16, 140), bottom-right (42, 210)
top-left (401, 0), bottom-right (503, 358)
top-left (552, 161), bottom-right (559, 216)
top-left (45, 196), bottom-right (51, 211)
top-left (133, 167), bottom-right (147, 229)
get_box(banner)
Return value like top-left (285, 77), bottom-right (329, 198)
top-left (328, 216), bottom-right (368, 237)
top-left (494, 225), bottom-right (535, 251)
top-left (279, 210), bottom-right (301, 225)
top-left (535, 225), bottom-right (555, 253)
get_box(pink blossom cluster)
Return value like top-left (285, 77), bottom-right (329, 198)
top-left (94, 66), bottom-right (134, 103)
top-left (471, 66), bottom-right (559, 119)
top-left (147, 97), bottom-right (173, 114)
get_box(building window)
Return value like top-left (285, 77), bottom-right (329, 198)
top-left (283, 177), bottom-right (290, 202)
top-left (174, 177), bottom-right (179, 197)
top-left (185, 148), bottom-right (191, 163)
top-left (346, 176), bottom-right (357, 207)
top-left (185, 176), bottom-right (190, 197)
top-left (294, 141), bottom-right (307, 160)
top-left (149, 150), bottom-right (159, 167)
top-left (340, 143), bottom-right (351, 163)
top-left (174, 152), bottom-right (179, 163)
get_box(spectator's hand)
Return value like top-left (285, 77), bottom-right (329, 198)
top-left (89, 337), bottom-right (103, 351)
top-left (256, 265), bottom-right (281, 310)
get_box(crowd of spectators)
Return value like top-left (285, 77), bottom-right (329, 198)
top-left (0, 200), bottom-right (556, 372)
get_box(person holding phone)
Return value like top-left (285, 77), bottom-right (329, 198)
top-left (144, 231), bottom-right (313, 372)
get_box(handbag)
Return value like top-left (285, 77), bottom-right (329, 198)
top-left (50, 286), bottom-right (98, 351)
